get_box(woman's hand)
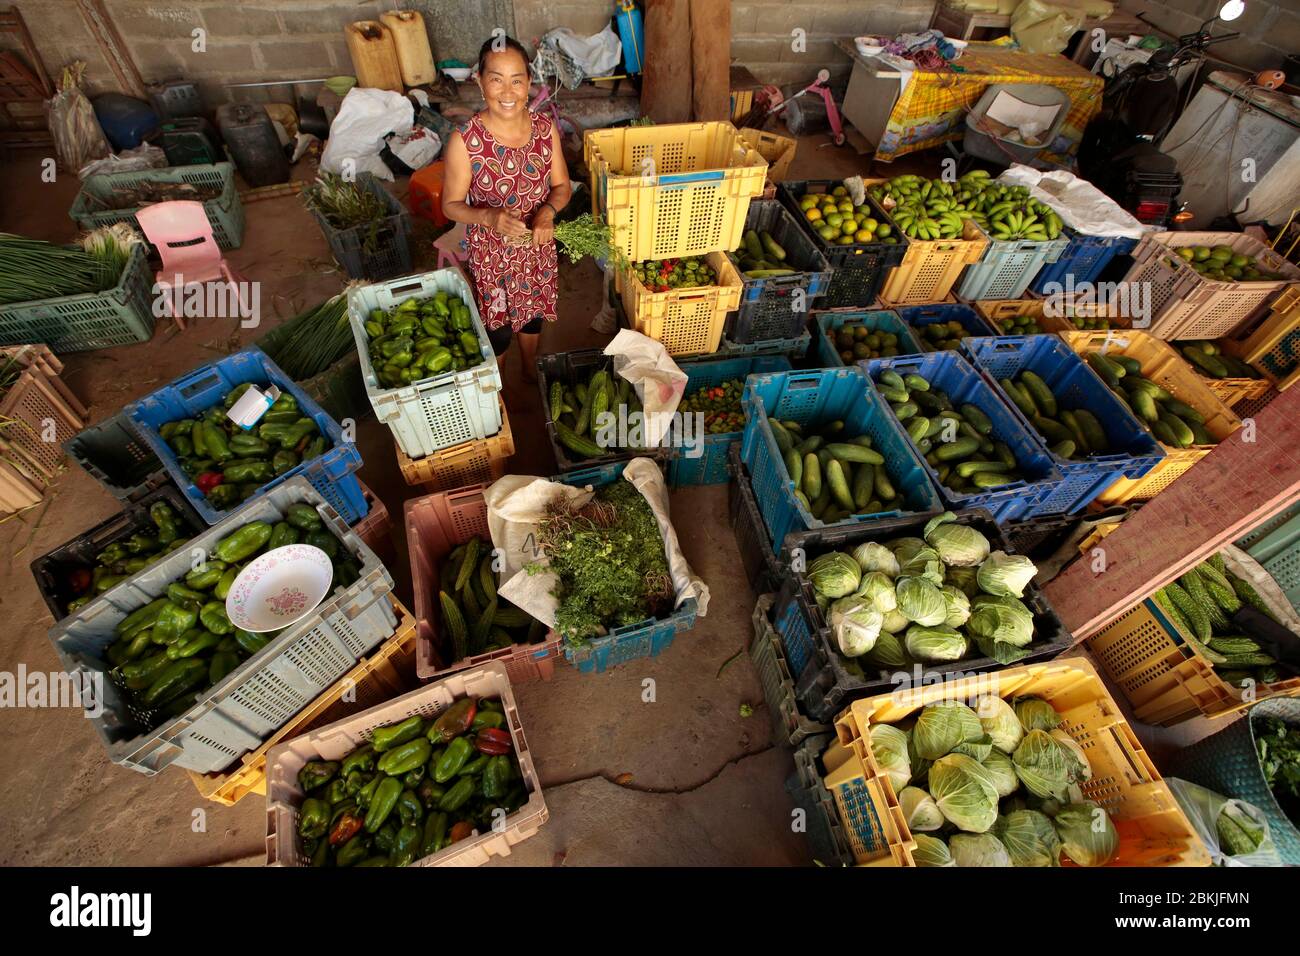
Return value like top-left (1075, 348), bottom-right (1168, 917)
top-left (488, 208), bottom-right (528, 239)
top-left (531, 206), bottom-right (555, 247)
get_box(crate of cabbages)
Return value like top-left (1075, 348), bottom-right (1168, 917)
top-left (47, 477), bottom-right (399, 775)
top-left (820, 658), bottom-right (1209, 866)
top-left (125, 347), bottom-right (366, 525)
top-left (347, 268), bottom-right (503, 459)
top-left (770, 510), bottom-right (1071, 723)
top-left (488, 459), bottom-right (708, 673)
top-left (266, 660), bottom-right (547, 867)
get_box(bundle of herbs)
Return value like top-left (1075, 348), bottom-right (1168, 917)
top-left (0, 224), bottom-right (140, 305)
top-left (528, 481), bottom-right (674, 644)
top-left (303, 173), bottom-right (391, 232)
top-left (545, 213), bottom-right (622, 267)
top-left (1257, 714), bottom-right (1300, 825)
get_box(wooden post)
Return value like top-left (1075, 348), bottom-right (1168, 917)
top-left (1044, 386), bottom-right (1300, 640)
top-left (640, 0), bottom-right (692, 123)
top-left (76, 0), bottom-right (146, 99)
top-left (689, 0), bottom-right (730, 122)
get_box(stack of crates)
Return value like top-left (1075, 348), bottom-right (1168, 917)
top-left (586, 121), bottom-right (766, 356)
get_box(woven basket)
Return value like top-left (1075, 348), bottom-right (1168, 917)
top-left (1167, 697), bottom-right (1300, 864)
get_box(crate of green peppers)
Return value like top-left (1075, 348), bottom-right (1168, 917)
top-left (124, 348), bottom-right (366, 525)
top-left (31, 485), bottom-right (204, 622)
top-left (346, 268), bottom-right (503, 459)
top-left (266, 660), bottom-right (547, 867)
top-left (49, 477), bottom-right (399, 776)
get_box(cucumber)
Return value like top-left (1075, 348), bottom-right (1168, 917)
top-left (1087, 352), bottom-right (1121, 388)
top-left (785, 448), bottom-right (802, 488)
top-left (971, 471), bottom-right (1014, 488)
top-left (802, 452), bottom-right (822, 500)
top-left (1049, 439), bottom-right (1076, 458)
top-left (1032, 415), bottom-right (1074, 446)
top-left (906, 417), bottom-right (930, 443)
top-left (810, 484), bottom-right (831, 518)
top-left (1131, 388), bottom-right (1160, 423)
top-left (960, 403), bottom-right (993, 435)
top-left (853, 463), bottom-right (875, 510)
top-left (743, 230), bottom-right (763, 260)
top-left (1149, 417), bottom-right (1178, 446)
top-left (903, 374), bottom-right (930, 392)
top-left (880, 370), bottom-right (906, 392)
top-left (993, 440), bottom-right (1017, 469)
top-left (881, 386), bottom-right (911, 404)
top-left (935, 436), bottom-right (980, 461)
top-left (795, 435), bottom-right (824, 455)
top-left (874, 463), bottom-right (897, 501)
top-left (771, 420), bottom-right (794, 454)
top-left (1059, 409), bottom-right (1091, 454)
top-left (1073, 409), bottom-right (1108, 453)
top-left (1001, 378), bottom-right (1038, 419)
top-left (955, 460), bottom-right (1010, 478)
top-left (827, 459), bottom-right (854, 511)
top-left (1019, 371), bottom-right (1057, 417)
top-left (760, 231), bottom-right (787, 261)
top-left (892, 401), bottom-right (919, 421)
top-left (1112, 355), bottom-right (1141, 375)
top-left (825, 443), bottom-right (884, 464)
top-left (1159, 411), bottom-right (1195, 448)
top-left (912, 390), bottom-right (945, 413)
top-left (1162, 398), bottom-right (1205, 424)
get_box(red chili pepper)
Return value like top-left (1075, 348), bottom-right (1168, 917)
top-left (196, 471), bottom-right (224, 492)
top-left (474, 727), bottom-right (512, 755)
top-left (68, 567), bottom-right (93, 595)
top-left (448, 820), bottom-right (474, 844)
top-left (328, 811), bottom-right (364, 846)
top-left (431, 697), bottom-right (478, 742)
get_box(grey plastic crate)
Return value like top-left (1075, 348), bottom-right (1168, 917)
top-left (750, 594), bottom-right (831, 748)
top-left (64, 412), bottom-right (167, 503)
top-left (49, 476), bottom-right (398, 776)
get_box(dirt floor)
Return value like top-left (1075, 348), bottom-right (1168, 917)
top-left (0, 130), bottom-right (1217, 867)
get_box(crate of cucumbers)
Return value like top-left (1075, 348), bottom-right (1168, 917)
top-left (1062, 330), bottom-right (1242, 505)
top-left (960, 334), bottom-right (1164, 516)
top-left (779, 179), bottom-right (908, 309)
top-left (1177, 339), bottom-right (1272, 409)
top-left (864, 352), bottom-right (1063, 522)
top-left (125, 348), bottom-right (367, 526)
top-left (739, 366), bottom-right (942, 553)
top-left (347, 268), bottom-right (502, 459)
top-left (265, 660), bottom-right (547, 867)
top-left (727, 200), bottom-right (831, 344)
top-left (48, 477), bottom-right (399, 775)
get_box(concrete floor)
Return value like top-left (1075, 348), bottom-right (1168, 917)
top-left (0, 130), bottom-right (1223, 867)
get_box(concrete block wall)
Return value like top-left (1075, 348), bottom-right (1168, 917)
top-left (1117, 0), bottom-right (1298, 73)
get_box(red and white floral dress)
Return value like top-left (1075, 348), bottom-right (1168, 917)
top-left (461, 110), bottom-right (559, 331)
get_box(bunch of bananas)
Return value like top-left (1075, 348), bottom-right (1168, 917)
top-left (868, 171), bottom-right (992, 240)
top-left (968, 183), bottom-right (1064, 242)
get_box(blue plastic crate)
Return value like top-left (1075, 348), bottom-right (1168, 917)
top-left (862, 352), bottom-right (1063, 522)
top-left (812, 308), bottom-right (922, 368)
top-left (717, 330), bottom-right (812, 360)
top-left (554, 459), bottom-right (697, 673)
top-left (960, 334), bottom-right (1165, 516)
top-left (1030, 233), bottom-right (1139, 296)
top-left (667, 354), bottom-right (792, 486)
top-left (125, 348), bottom-right (367, 525)
top-left (896, 302), bottom-right (998, 351)
top-left (727, 444), bottom-right (783, 596)
top-left (738, 366), bottom-right (943, 553)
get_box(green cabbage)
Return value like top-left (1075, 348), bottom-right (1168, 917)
top-left (905, 728), bottom-right (933, 787)
top-left (899, 545), bottom-right (944, 585)
top-left (981, 748), bottom-right (1020, 797)
top-left (941, 585), bottom-right (971, 628)
top-left (968, 594), bottom-right (1035, 648)
top-left (900, 786), bottom-right (945, 831)
top-left (1050, 728), bottom-right (1092, 782)
top-left (929, 753), bottom-right (1000, 833)
top-left (865, 629), bottom-right (908, 668)
top-left (912, 833), bottom-right (954, 867)
top-left (945, 564), bottom-right (981, 598)
top-left (895, 576), bottom-right (948, 627)
top-left (977, 550), bottom-right (1037, 598)
top-left (924, 512), bottom-right (991, 567)
top-left (975, 695), bottom-right (1024, 753)
top-left (1012, 729), bottom-right (1071, 800)
top-left (807, 551), bottom-right (861, 599)
top-left (1053, 802), bottom-right (1118, 866)
top-left (870, 723), bottom-right (912, 794)
top-left (888, 536), bottom-right (928, 560)
top-left (881, 607), bottom-right (910, 634)
top-left (949, 831), bottom-right (1012, 867)
top-left (852, 541), bottom-right (900, 578)
top-left (913, 701), bottom-right (984, 760)
top-left (829, 595), bottom-right (883, 657)
top-left (995, 810), bottom-right (1061, 867)
top-left (953, 734), bottom-right (994, 762)
top-left (904, 624), bottom-right (968, 662)
top-left (855, 571), bottom-right (898, 613)
top-left (1014, 696), bottom-right (1062, 732)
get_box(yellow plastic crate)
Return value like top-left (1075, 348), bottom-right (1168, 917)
top-left (1222, 283), bottom-right (1300, 392)
top-left (1062, 330), bottom-right (1241, 504)
top-left (739, 127), bottom-right (796, 183)
top-left (618, 251), bottom-right (743, 356)
top-left (976, 297), bottom-right (1130, 335)
top-left (1087, 599), bottom-right (1300, 727)
top-left (823, 658), bottom-right (1210, 867)
top-left (877, 220), bottom-right (988, 306)
top-left (584, 121), bottom-right (768, 262)
top-left (187, 600), bottom-right (418, 806)
top-left (394, 397), bottom-right (514, 492)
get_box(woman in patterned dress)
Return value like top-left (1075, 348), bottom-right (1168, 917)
top-left (443, 36), bottom-right (572, 382)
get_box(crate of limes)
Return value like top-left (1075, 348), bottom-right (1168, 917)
top-left (778, 180), bottom-right (908, 310)
top-left (812, 308), bottom-right (923, 368)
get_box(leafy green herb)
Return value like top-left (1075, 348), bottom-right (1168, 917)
top-left (549, 213), bottom-right (624, 267)
top-left (1256, 716), bottom-right (1300, 807)
top-left (527, 481), bottom-right (673, 644)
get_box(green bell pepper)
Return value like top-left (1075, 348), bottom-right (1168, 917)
top-left (199, 601), bottom-right (234, 635)
top-left (268, 521), bottom-right (300, 549)
top-left (336, 834), bottom-right (370, 867)
top-left (420, 811), bottom-right (449, 857)
top-left (370, 715), bottom-right (423, 753)
top-left (340, 744), bottom-right (375, 777)
top-left (397, 789), bottom-right (424, 827)
top-left (298, 760), bottom-right (339, 793)
top-left (364, 778), bottom-right (403, 832)
top-left (214, 521), bottom-right (273, 563)
top-left (433, 736), bottom-right (474, 783)
top-left (391, 824), bottom-right (421, 867)
top-left (298, 798), bottom-right (331, 839)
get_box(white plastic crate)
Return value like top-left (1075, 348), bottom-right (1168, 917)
top-left (49, 476), bottom-right (399, 776)
top-left (347, 269), bottom-right (503, 459)
top-left (265, 660), bottom-right (547, 867)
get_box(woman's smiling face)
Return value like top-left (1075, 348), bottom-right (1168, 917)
top-left (478, 47), bottom-right (530, 119)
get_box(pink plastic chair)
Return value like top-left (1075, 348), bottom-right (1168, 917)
top-left (135, 200), bottom-right (245, 330)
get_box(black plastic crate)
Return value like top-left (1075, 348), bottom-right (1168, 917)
top-left (727, 445), bottom-right (782, 596)
top-left (64, 412), bottom-right (167, 503)
top-left (726, 200), bottom-right (832, 344)
top-left (537, 348), bottom-right (672, 474)
top-left (772, 509), bottom-right (1072, 723)
top-left (777, 180), bottom-right (909, 309)
top-left (309, 172), bottom-right (413, 281)
top-left (1002, 512), bottom-right (1084, 562)
top-left (785, 733), bottom-right (854, 866)
top-left (30, 484), bottom-right (204, 622)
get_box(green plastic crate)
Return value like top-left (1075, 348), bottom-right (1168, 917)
top-left (0, 244), bottom-right (155, 353)
top-left (69, 162), bottom-right (245, 250)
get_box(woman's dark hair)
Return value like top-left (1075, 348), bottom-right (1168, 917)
top-left (476, 35), bottom-right (530, 76)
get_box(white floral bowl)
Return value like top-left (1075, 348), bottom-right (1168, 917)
top-left (225, 545), bottom-right (333, 633)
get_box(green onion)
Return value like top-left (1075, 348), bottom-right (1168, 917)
top-left (0, 225), bottom-right (141, 305)
top-left (258, 295), bottom-right (352, 381)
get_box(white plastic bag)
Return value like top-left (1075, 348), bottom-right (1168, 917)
top-left (485, 459), bottom-right (710, 632)
top-left (78, 143), bottom-right (167, 180)
top-left (1010, 0), bottom-right (1088, 55)
top-left (602, 329), bottom-right (688, 449)
top-left (997, 164), bottom-right (1150, 239)
top-left (48, 62), bottom-right (110, 173)
top-left (1166, 778), bottom-right (1282, 867)
top-left (320, 86), bottom-right (414, 182)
